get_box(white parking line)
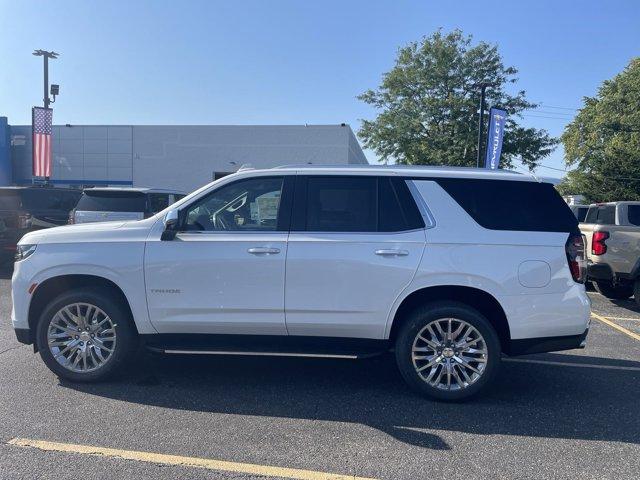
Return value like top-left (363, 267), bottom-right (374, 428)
top-left (604, 316), bottom-right (640, 322)
top-left (503, 358), bottom-right (640, 372)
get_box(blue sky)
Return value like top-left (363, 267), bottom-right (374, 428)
top-left (1, 0), bottom-right (638, 177)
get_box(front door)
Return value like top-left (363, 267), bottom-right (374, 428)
top-left (145, 175), bottom-right (293, 335)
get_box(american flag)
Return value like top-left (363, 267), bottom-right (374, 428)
top-left (32, 107), bottom-right (53, 178)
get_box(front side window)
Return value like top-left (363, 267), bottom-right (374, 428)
top-left (183, 177), bottom-right (284, 232)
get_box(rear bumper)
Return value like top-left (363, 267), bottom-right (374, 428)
top-left (506, 328), bottom-right (589, 356)
top-left (587, 261), bottom-right (614, 281)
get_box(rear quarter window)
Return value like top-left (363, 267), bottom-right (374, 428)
top-left (76, 191), bottom-right (147, 212)
top-left (435, 178), bottom-right (579, 233)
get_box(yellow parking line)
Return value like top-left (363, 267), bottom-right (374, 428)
top-left (7, 438), bottom-right (377, 480)
top-left (604, 316), bottom-right (640, 322)
top-left (591, 313), bottom-right (640, 342)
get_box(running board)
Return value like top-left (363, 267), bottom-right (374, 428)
top-left (141, 334), bottom-right (389, 360)
top-left (156, 349), bottom-right (366, 359)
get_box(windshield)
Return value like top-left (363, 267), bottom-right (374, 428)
top-left (76, 191), bottom-right (147, 212)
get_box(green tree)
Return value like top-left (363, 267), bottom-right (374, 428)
top-left (357, 30), bottom-right (557, 169)
top-left (559, 58), bottom-right (640, 202)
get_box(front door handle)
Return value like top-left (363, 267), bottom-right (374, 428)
top-left (247, 247), bottom-right (281, 255)
top-left (375, 249), bottom-right (409, 257)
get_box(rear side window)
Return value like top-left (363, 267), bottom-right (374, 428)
top-left (305, 176), bottom-right (376, 232)
top-left (76, 191), bottom-right (146, 212)
top-left (436, 179), bottom-right (579, 233)
top-left (295, 176), bottom-right (424, 233)
top-left (585, 205), bottom-right (616, 225)
top-left (627, 206), bottom-right (640, 226)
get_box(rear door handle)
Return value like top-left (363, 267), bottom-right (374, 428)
top-left (375, 249), bottom-right (409, 257)
top-left (247, 247), bottom-right (281, 255)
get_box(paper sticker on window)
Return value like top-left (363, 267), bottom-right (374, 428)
top-left (255, 196), bottom-right (280, 221)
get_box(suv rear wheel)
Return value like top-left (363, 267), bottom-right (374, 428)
top-left (594, 281), bottom-right (633, 300)
top-left (36, 287), bottom-right (138, 382)
top-left (395, 301), bottom-right (500, 401)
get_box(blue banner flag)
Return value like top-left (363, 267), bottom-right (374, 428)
top-left (484, 108), bottom-right (507, 169)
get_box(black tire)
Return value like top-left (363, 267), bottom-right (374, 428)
top-left (395, 301), bottom-right (501, 401)
top-left (594, 281), bottom-right (633, 300)
top-left (36, 287), bottom-right (138, 382)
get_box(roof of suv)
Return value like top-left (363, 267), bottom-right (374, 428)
top-left (265, 165), bottom-right (541, 182)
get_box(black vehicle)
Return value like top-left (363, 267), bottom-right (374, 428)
top-left (0, 187), bottom-right (81, 260)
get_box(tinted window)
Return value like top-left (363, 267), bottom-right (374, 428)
top-left (436, 179), bottom-right (579, 233)
top-left (585, 205), bottom-right (616, 225)
top-left (628, 206), bottom-right (640, 226)
top-left (20, 189), bottom-right (67, 210)
top-left (184, 177), bottom-right (284, 232)
top-left (305, 177), bottom-right (376, 232)
top-left (76, 191), bottom-right (146, 212)
top-left (0, 191), bottom-right (20, 210)
top-left (576, 206), bottom-right (589, 222)
top-left (148, 193), bottom-right (169, 213)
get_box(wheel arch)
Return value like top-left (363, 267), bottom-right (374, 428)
top-left (387, 285), bottom-right (511, 352)
top-left (28, 274), bottom-right (138, 349)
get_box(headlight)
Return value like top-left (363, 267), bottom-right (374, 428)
top-left (15, 244), bottom-right (37, 261)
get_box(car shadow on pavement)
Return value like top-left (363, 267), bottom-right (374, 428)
top-left (610, 298), bottom-right (640, 314)
top-left (61, 350), bottom-right (640, 450)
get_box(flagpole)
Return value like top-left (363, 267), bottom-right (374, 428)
top-left (32, 50), bottom-right (59, 185)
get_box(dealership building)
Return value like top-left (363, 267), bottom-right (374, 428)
top-left (0, 118), bottom-right (368, 192)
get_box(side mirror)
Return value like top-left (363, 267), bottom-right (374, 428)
top-left (161, 209), bottom-right (180, 241)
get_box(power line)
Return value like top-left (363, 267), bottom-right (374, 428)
top-left (537, 104), bottom-right (579, 111)
top-left (521, 114), bottom-right (573, 121)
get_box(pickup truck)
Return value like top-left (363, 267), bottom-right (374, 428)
top-left (581, 201), bottom-right (640, 304)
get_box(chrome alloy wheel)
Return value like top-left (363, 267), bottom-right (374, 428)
top-left (47, 303), bottom-right (117, 373)
top-left (411, 318), bottom-right (488, 391)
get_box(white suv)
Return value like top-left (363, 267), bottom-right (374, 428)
top-left (11, 166), bottom-right (591, 400)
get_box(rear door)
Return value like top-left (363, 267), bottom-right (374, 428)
top-left (284, 175), bottom-right (425, 339)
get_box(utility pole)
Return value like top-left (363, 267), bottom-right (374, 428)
top-left (476, 83), bottom-right (488, 168)
top-left (32, 49), bottom-right (59, 109)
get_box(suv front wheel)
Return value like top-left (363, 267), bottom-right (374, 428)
top-left (395, 301), bottom-right (501, 401)
top-left (36, 287), bottom-right (138, 382)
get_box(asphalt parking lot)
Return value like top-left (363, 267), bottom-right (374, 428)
top-left (1, 268), bottom-right (639, 480)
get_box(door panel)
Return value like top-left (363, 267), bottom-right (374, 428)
top-left (285, 230), bottom-right (425, 339)
top-left (145, 233), bottom-right (288, 334)
top-left (144, 174), bottom-right (292, 335)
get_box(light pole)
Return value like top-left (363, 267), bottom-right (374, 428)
top-left (476, 83), bottom-right (488, 168)
top-left (32, 49), bottom-right (60, 109)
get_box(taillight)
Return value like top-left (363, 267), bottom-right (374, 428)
top-left (566, 233), bottom-right (586, 283)
top-left (17, 212), bottom-right (32, 229)
top-left (592, 231), bottom-right (609, 256)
